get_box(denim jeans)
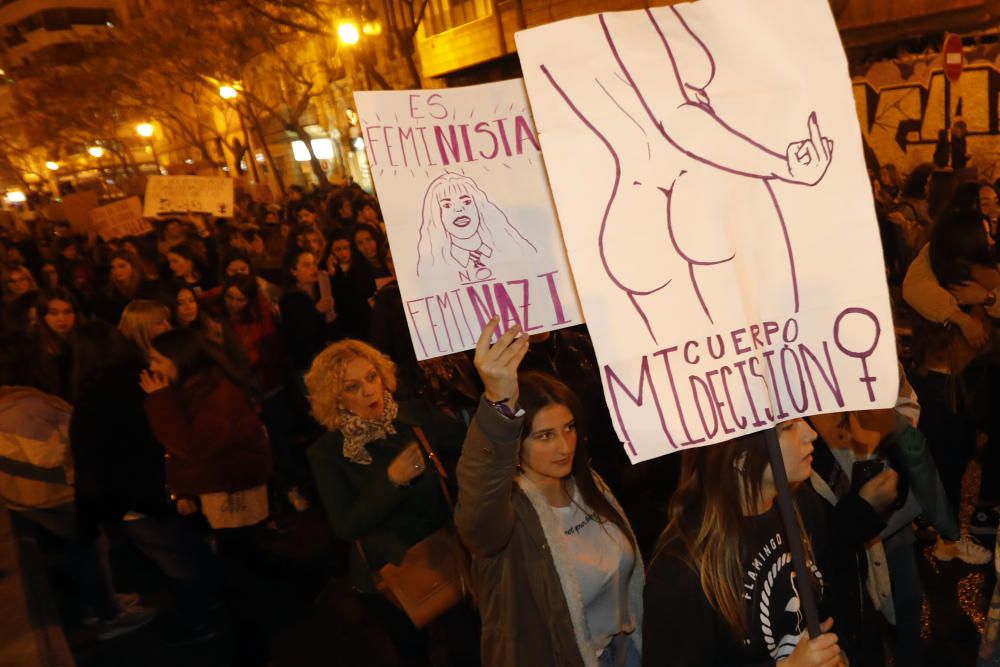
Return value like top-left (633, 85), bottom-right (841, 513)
top-left (598, 634), bottom-right (641, 667)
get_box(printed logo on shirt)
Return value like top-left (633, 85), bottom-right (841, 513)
top-left (743, 530), bottom-right (823, 660)
top-left (564, 510), bottom-right (599, 536)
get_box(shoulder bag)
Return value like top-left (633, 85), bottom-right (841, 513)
top-left (357, 425), bottom-right (471, 628)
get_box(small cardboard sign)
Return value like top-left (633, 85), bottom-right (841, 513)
top-left (90, 196), bottom-right (152, 240)
top-left (143, 175), bottom-right (234, 217)
top-left (61, 191), bottom-right (100, 233)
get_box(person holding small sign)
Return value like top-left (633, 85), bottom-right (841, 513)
top-left (456, 317), bottom-right (643, 667)
top-left (643, 425), bottom-right (845, 667)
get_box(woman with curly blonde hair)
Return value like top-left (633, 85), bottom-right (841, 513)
top-left (304, 339), bottom-right (469, 655)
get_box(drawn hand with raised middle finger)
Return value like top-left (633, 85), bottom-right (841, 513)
top-left (784, 112), bottom-right (834, 186)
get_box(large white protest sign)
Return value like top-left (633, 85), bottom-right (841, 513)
top-left (143, 176), bottom-right (234, 217)
top-left (355, 80), bottom-right (583, 361)
top-left (516, 0), bottom-right (898, 463)
top-left (90, 197), bottom-right (152, 240)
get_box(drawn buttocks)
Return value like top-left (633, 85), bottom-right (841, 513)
top-left (833, 307), bottom-right (882, 402)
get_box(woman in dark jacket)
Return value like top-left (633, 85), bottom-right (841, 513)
top-left (304, 338), bottom-right (465, 590)
top-left (92, 250), bottom-right (160, 325)
top-left (279, 249), bottom-right (341, 371)
top-left (142, 327), bottom-right (271, 513)
top-left (70, 321), bottom-right (216, 635)
top-left (304, 339), bottom-right (470, 665)
top-left (142, 326), bottom-right (272, 664)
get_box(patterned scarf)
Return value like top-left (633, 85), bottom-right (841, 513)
top-left (339, 390), bottom-right (399, 465)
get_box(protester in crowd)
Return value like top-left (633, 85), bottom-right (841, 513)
top-left (642, 418), bottom-right (844, 666)
top-left (121, 237), bottom-right (161, 281)
top-left (156, 217), bottom-right (189, 256)
top-left (304, 338), bottom-right (469, 665)
top-left (39, 261), bottom-right (60, 289)
top-left (93, 250), bottom-right (160, 324)
top-left (218, 273), bottom-right (284, 393)
top-left (166, 242), bottom-right (215, 294)
top-left (142, 326), bottom-right (273, 664)
top-left (353, 222), bottom-right (395, 281)
top-left (357, 200), bottom-right (382, 227)
top-left (902, 185), bottom-right (996, 563)
top-left (168, 286), bottom-right (252, 389)
top-left (118, 299), bottom-right (172, 361)
top-left (0, 383), bottom-right (159, 639)
top-left (69, 320), bottom-right (218, 639)
top-left (222, 251), bottom-right (282, 307)
top-left (455, 319), bottom-right (643, 667)
top-left (2, 262), bottom-right (37, 303)
top-left (27, 287), bottom-right (83, 401)
top-left (279, 249), bottom-right (340, 372)
top-left (327, 230), bottom-right (374, 339)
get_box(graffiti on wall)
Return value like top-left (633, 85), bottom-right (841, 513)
top-left (852, 44), bottom-right (1000, 180)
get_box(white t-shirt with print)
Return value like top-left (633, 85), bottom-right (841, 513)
top-left (553, 485), bottom-right (635, 656)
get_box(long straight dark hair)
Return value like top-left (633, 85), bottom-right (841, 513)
top-left (652, 433), bottom-right (815, 638)
top-left (518, 370), bottom-right (634, 547)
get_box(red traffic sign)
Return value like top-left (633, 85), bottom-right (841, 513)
top-left (944, 34), bottom-right (964, 83)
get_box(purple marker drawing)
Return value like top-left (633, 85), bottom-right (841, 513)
top-left (416, 171), bottom-right (538, 282)
top-left (539, 6), bottom-right (834, 338)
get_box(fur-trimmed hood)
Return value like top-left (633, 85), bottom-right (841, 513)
top-left (514, 471), bottom-right (645, 666)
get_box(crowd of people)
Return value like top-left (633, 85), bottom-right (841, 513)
top-left (0, 156), bottom-right (998, 667)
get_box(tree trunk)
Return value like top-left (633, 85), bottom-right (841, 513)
top-left (248, 108), bottom-right (285, 196)
top-left (398, 35), bottom-right (422, 88)
top-left (291, 123), bottom-right (326, 184)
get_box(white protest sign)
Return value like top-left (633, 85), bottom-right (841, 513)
top-left (355, 80), bottom-right (583, 361)
top-left (90, 197), bottom-right (152, 240)
top-left (143, 176), bottom-right (234, 217)
top-left (516, 0), bottom-right (898, 463)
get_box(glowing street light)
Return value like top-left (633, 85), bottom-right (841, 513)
top-left (136, 122), bottom-right (154, 137)
top-left (362, 20), bottom-right (382, 36)
top-left (219, 85), bottom-right (238, 100)
top-left (88, 146), bottom-right (105, 158)
top-left (45, 161), bottom-right (60, 171)
top-left (337, 21), bottom-right (360, 45)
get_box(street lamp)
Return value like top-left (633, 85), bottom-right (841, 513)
top-left (45, 161), bottom-right (60, 171)
top-left (219, 85), bottom-right (238, 100)
top-left (88, 146), bottom-right (105, 158)
top-left (136, 122), bottom-right (161, 172)
top-left (337, 21), bottom-right (360, 45)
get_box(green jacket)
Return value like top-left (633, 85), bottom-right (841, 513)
top-left (307, 400), bottom-right (465, 592)
top-left (455, 397), bottom-right (644, 667)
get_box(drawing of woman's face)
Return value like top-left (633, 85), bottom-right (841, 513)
top-left (438, 188), bottom-right (480, 240)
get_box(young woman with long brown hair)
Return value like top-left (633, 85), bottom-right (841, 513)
top-left (456, 318), bottom-right (643, 667)
top-left (642, 424), bottom-right (844, 667)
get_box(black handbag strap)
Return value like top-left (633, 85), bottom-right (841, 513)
top-left (411, 425), bottom-right (453, 509)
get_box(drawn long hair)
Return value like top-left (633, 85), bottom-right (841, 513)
top-left (416, 172), bottom-right (536, 276)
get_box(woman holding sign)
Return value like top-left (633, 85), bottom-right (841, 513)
top-left (456, 318), bottom-right (643, 667)
top-left (642, 425), bottom-right (845, 666)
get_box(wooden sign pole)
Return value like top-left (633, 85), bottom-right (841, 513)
top-left (763, 426), bottom-right (822, 638)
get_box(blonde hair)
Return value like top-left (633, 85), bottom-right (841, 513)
top-left (2, 263), bottom-right (37, 301)
top-left (118, 299), bottom-right (171, 358)
top-left (305, 339), bottom-right (397, 431)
